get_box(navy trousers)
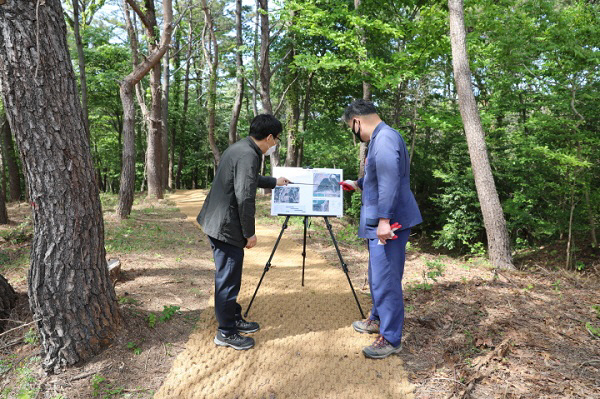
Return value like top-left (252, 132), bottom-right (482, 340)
top-left (208, 236), bottom-right (244, 335)
top-left (367, 229), bottom-right (410, 347)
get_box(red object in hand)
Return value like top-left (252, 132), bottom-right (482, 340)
top-left (339, 181), bottom-right (357, 191)
top-left (390, 222), bottom-right (402, 231)
top-left (378, 222), bottom-right (403, 245)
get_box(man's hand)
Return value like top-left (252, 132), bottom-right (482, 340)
top-left (376, 219), bottom-right (392, 245)
top-left (276, 177), bottom-right (290, 186)
top-left (339, 180), bottom-right (358, 191)
top-left (245, 235), bottom-right (257, 249)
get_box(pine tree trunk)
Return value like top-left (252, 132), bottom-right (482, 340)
top-left (0, 274), bottom-right (17, 333)
top-left (118, 0), bottom-right (173, 215)
top-left (0, 165), bottom-right (7, 224)
top-left (161, 50), bottom-right (170, 191)
top-left (229, 0), bottom-right (244, 146)
top-left (448, 0), bottom-right (514, 270)
top-left (202, 0), bottom-right (221, 167)
top-left (0, 0), bottom-right (123, 371)
top-left (258, 0), bottom-right (273, 115)
top-left (1, 119), bottom-right (22, 201)
top-left (72, 0), bottom-right (90, 138)
top-left (117, 81), bottom-right (136, 218)
top-left (257, 0), bottom-right (280, 169)
top-left (147, 62), bottom-right (164, 198)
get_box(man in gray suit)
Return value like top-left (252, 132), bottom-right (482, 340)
top-left (198, 114), bottom-right (289, 350)
top-left (341, 100), bottom-right (422, 359)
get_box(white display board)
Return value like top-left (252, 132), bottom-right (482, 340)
top-left (270, 167), bottom-right (344, 217)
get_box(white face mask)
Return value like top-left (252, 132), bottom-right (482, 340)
top-left (265, 134), bottom-right (277, 156)
top-left (265, 144), bottom-right (276, 157)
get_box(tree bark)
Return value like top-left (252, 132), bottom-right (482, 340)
top-left (448, 0), bottom-right (514, 270)
top-left (126, 0), bottom-right (171, 200)
top-left (201, 0), bottom-right (221, 166)
top-left (355, 0), bottom-right (369, 179)
top-left (0, 0), bottom-right (123, 371)
top-left (72, 0), bottom-right (90, 138)
top-left (257, 0), bottom-right (280, 169)
top-left (0, 147), bottom-right (8, 224)
top-left (175, 38), bottom-right (193, 189)
top-left (1, 119), bottom-right (21, 201)
top-left (118, 0), bottom-right (173, 218)
top-left (229, 0), bottom-right (244, 146)
top-left (252, 0), bottom-right (260, 117)
top-left (0, 274), bottom-right (17, 333)
top-left (161, 47), bottom-right (170, 191)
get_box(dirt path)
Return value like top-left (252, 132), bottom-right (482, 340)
top-left (156, 190), bottom-right (414, 398)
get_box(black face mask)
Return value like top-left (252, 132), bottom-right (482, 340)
top-left (352, 119), bottom-right (364, 143)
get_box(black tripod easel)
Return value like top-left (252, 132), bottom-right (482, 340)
top-left (244, 214), bottom-right (366, 319)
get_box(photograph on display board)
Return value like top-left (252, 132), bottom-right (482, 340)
top-left (313, 200), bottom-right (329, 212)
top-left (270, 167), bottom-right (343, 217)
top-left (273, 186), bottom-right (300, 204)
top-left (313, 173), bottom-right (341, 197)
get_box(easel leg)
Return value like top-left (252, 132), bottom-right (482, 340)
top-left (301, 216), bottom-right (308, 287)
top-left (323, 216), bottom-right (366, 319)
top-left (244, 215), bottom-right (291, 318)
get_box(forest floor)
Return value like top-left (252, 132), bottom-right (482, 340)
top-left (0, 190), bottom-right (599, 399)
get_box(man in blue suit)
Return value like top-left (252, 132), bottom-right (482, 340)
top-left (340, 99), bottom-right (422, 359)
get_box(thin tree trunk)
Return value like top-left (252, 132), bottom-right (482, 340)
top-left (257, 0), bottom-right (280, 169)
top-left (73, 0), bottom-right (90, 137)
top-left (566, 181), bottom-right (576, 269)
top-left (284, 11), bottom-right (299, 167)
top-left (161, 48), bottom-right (170, 191)
top-left (118, 0), bottom-right (173, 217)
top-left (258, 0), bottom-right (272, 114)
top-left (1, 119), bottom-right (21, 201)
top-left (0, 0), bottom-right (123, 371)
top-left (0, 145), bottom-right (8, 224)
top-left (126, 0), bottom-right (170, 200)
top-left (168, 9), bottom-right (182, 191)
top-left (202, 0), bottom-right (221, 166)
top-left (448, 0), bottom-right (513, 270)
top-left (297, 71), bottom-right (314, 167)
top-left (355, 0), bottom-right (369, 179)
top-left (252, 0), bottom-right (259, 117)
top-left (175, 47), bottom-right (192, 189)
top-left (229, 0), bottom-right (244, 145)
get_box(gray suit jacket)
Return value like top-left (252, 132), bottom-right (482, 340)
top-left (197, 137), bottom-right (276, 247)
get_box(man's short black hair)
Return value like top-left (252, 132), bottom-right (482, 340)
top-left (249, 114), bottom-right (282, 140)
top-left (343, 99), bottom-right (378, 123)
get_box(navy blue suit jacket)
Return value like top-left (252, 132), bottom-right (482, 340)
top-left (357, 122), bottom-right (422, 239)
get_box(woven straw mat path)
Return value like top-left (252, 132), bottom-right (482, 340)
top-left (157, 189), bottom-right (414, 399)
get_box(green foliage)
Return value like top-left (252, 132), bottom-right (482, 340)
top-left (63, 0), bottom-right (600, 265)
top-left (585, 322), bottom-right (600, 339)
top-left (91, 374), bottom-right (124, 398)
top-left (146, 313), bottom-right (157, 328)
top-left (23, 328), bottom-right (38, 346)
top-left (592, 305), bottom-right (600, 319)
top-left (147, 305), bottom-right (180, 328)
top-left (4, 356), bottom-right (42, 399)
top-left (118, 296), bottom-right (140, 305)
top-left (126, 341), bottom-right (142, 355)
top-left (159, 305), bottom-right (181, 322)
top-left (424, 259), bottom-right (445, 283)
